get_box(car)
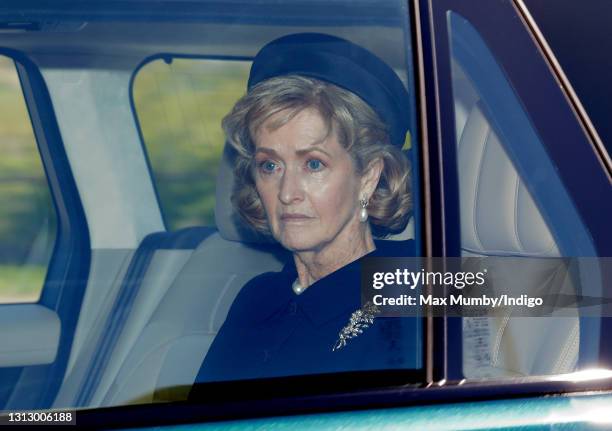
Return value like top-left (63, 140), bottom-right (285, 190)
top-left (0, 0), bottom-right (610, 429)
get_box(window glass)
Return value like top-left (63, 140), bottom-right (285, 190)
top-left (446, 12), bottom-right (599, 379)
top-left (1, 0), bottom-right (421, 412)
top-left (0, 56), bottom-right (56, 304)
top-left (133, 59), bottom-right (250, 230)
top-left (129, 4), bottom-right (422, 389)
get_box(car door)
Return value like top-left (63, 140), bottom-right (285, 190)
top-left (0, 0), bottom-right (611, 429)
top-left (78, 0), bottom-right (611, 428)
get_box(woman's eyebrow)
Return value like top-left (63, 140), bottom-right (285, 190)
top-left (254, 144), bottom-right (332, 158)
top-left (295, 143), bottom-right (332, 158)
top-left (254, 147), bottom-right (279, 156)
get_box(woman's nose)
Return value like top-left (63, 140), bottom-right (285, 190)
top-left (278, 168), bottom-right (304, 204)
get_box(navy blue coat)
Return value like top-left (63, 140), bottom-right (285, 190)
top-left (196, 240), bottom-right (420, 383)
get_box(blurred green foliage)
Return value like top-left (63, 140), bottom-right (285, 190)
top-left (133, 58), bottom-right (250, 230)
top-left (0, 56), bottom-right (55, 302)
top-left (0, 265), bottom-right (43, 303)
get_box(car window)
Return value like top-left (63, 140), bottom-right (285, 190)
top-left (446, 11), bottom-right (601, 379)
top-left (132, 59), bottom-right (250, 229)
top-left (0, 55), bottom-right (56, 304)
top-left (2, 1), bottom-right (612, 427)
top-left (124, 6), bottom-right (423, 389)
top-left (0, 0), bottom-right (423, 412)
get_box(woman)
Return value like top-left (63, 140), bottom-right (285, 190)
top-left (196, 33), bottom-right (417, 383)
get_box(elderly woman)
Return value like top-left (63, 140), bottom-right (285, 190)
top-left (195, 33), bottom-right (417, 383)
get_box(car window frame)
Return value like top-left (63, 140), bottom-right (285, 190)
top-left (1, 0), bottom-right (612, 425)
top-left (72, 0), bottom-right (612, 423)
top-left (131, 45), bottom-right (431, 403)
top-left (118, 0), bottom-right (612, 418)
top-left (427, 0), bottom-right (612, 383)
top-left (0, 48), bottom-right (91, 409)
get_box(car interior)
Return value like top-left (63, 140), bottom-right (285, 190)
top-left (0, 4), bottom-right (422, 410)
top-left (0, 2), bottom-right (600, 412)
top-left (449, 12), bottom-right (599, 378)
top-left (452, 62), bottom-right (579, 377)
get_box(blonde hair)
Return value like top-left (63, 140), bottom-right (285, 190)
top-left (223, 75), bottom-right (411, 237)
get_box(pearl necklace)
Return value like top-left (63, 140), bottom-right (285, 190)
top-left (292, 279), bottom-right (306, 295)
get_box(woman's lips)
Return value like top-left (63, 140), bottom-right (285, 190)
top-left (280, 213), bottom-right (313, 221)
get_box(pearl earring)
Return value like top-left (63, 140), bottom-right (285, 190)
top-left (359, 198), bottom-right (369, 222)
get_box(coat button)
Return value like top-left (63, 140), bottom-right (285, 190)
top-left (288, 301), bottom-right (298, 315)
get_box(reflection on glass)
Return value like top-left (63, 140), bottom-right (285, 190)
top-left (0, 56), bottom-right (56, 304)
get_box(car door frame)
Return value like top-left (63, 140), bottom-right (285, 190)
top-left (0, 48), bottom-right (91, 410)
top-left (2, 0), bottom-right (612, 427)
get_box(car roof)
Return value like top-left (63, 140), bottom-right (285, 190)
top-left (0, 0), bottom-right (409, 69)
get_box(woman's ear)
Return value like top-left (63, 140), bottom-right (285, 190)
top-left (360, 157), bottom-right (384, 199)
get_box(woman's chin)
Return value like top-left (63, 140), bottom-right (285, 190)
top-left (277, 233), bottom-right (323, 253)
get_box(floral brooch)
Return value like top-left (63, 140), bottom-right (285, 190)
top-left (332, 302), bottom-right (380, 351)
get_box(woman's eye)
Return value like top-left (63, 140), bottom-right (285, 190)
top-left (306, 159), bottom-right (325, 171)
top-left (258, 160), bottom-right (277, 174)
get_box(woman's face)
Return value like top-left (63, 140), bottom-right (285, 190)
top-left (253, 108), bottom-right (367, 253)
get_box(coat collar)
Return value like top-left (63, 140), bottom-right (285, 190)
top-left (281, 239), bottom-right (415, 326)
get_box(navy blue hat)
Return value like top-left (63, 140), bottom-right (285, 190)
top-left (248, 33), bottom-right (411, 148)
